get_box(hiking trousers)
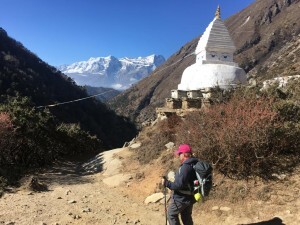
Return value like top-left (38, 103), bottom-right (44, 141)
top-left (168, 199), bottom-right (194, 225)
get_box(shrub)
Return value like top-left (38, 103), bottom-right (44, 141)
top-left (0, 112), bottom-right (16, 166)
top-left (176, 93), bottom-right (299, 179)
top-left (56, 123), bottom-right (104, 155)
top-left (0, 97), bottom-right (61, 166)
top-left (0, 97), bottom-right (104, 168)
top-left (0, 112), bottom-right (14, 142)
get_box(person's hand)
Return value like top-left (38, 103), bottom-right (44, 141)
top-left (161, 176), bottom-right (168, 187)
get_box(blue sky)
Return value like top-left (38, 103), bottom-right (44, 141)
top-left (1, 0), bottom-right (254, 66)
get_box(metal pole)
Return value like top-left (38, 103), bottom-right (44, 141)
top-left (164, 185), bottom-right (168, 225)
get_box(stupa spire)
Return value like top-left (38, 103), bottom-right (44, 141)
top-left (215, 5), bottom-right (221, 19)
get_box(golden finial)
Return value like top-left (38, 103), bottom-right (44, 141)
top-left (215, 5), bottom-right (221, 19)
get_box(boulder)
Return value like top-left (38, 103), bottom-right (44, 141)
top-left (144, 193), bottom-right (164, 205)
top-left (165, 142), bottom-right (175, 150)
top-left (129, 142), bottom-right (142, 149)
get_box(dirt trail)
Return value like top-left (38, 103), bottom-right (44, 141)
top-left (0, 147), bottom-right (299, 225)
top-left (0, 147), bottom-right (164, 225)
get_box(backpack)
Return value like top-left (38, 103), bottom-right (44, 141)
top-left (193, 160), bottom-right (213, 198)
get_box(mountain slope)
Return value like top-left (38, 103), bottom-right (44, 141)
top-left (0, 27), bottom-right (137, 148)
top-left (226, 0), bottom-right (300, 78)
top-left (84, 86), bottom-right (120, 102)
top-left (58, 55), bottom-right (165, 90)
top-left (109, 0), bottom-right (300, 124)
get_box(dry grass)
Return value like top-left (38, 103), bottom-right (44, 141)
top-left (133, 115), bottom-right (181, 164)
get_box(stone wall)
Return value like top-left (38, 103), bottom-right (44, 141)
top-left (165, 98), bottom-right (182, 109)
top-left (182, 98), bottom-right (201, 109)
top-left (156, 87), bottom-right (227, 118)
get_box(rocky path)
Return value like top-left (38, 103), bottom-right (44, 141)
top-left (0, 148), bottom-right (165, 225)
top-left (1, 147), bottom-right (300, 225)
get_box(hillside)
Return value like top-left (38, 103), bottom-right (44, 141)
top-left (0, 27), bottom-right (137, 148)
top-left (109, 0), bottom-right (300, 124)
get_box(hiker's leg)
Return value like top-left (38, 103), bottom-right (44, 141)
top-left (180, 203), bottom-right (193, 225)
top-left (168, 199), bottom-right (182, 225)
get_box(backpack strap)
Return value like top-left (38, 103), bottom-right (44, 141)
top-left (177, 190), bottom-right (193, 195)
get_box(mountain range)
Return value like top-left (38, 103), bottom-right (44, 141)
top-left (109, 0), bottom-right (300, 125)
top-left (58, 55), bottom-right (165, 90)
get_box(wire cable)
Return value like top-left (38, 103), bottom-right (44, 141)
top-left (36, 89), bottom-right (116, 109)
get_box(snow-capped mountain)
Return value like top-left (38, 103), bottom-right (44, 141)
top-left (58, 54), bottom-right (165, 90)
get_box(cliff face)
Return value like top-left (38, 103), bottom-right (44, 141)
top-left (109, 0), bottom-right (300, 125)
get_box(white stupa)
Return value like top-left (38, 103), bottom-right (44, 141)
top-left (178, 6), bottom-right (246, 91)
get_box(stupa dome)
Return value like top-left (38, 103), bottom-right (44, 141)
top-left (179, 63), bottom-right (246, 90)
top-left (178, 6), bottom-right (246, 91)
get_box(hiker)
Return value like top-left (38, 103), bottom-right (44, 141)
top-left (162, 144), bottom-right (198, 225)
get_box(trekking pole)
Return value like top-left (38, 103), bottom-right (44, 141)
top-left (163, 176), bottom-right (168, 225)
